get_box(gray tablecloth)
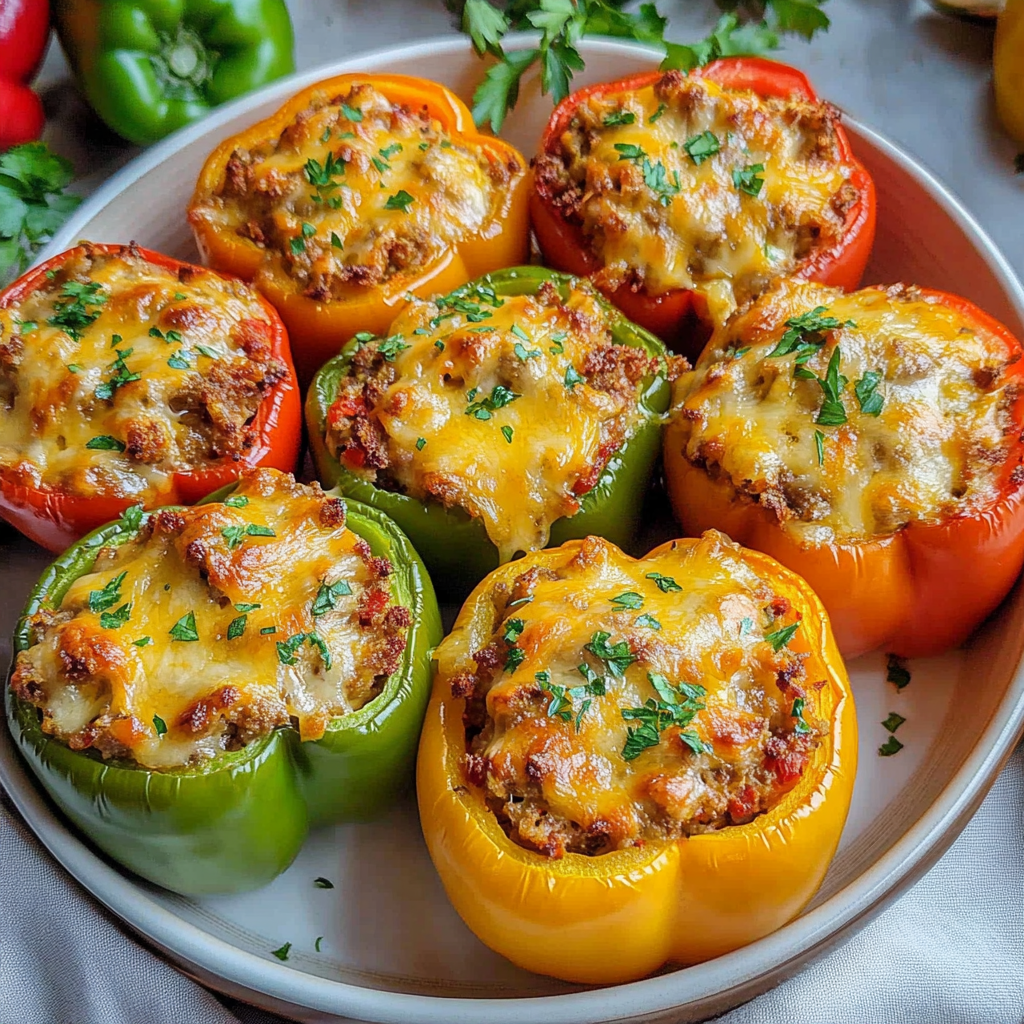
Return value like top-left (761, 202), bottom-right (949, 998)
top-left (3, 2), bottom-right (1024, 1022)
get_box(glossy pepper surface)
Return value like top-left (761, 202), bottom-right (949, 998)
top-left (189, 73), bottom-right (530, 383)
top-left (0, 0), bottom-right (49, 149)
top-left (51, 0), bottom-right (294, 146)
top-left (664, 288), bottom-right (1024, 659)
top-left (995, 0), bottom-right (1024, 145)
top-left (0, 243), bottom-right (302, 552)
top-left (417, 536), bottom-right (856, 984)
top-left (530, 58), bottom-right (877, 358)
top-left (305, 266), bottom-right (672, 596)
top-left (7, 490), bottom-right (441, 895)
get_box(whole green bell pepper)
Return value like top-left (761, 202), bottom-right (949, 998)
top-left (305, 266), bottom-right (672, 596)
top-left (6, 490), bottom-right (441, 896)
top-left (52, 0), bottom-right (295, 146)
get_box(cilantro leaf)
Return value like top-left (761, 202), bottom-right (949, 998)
top-left (645, 571), bottom-right (681, 593)
top-left (169, 611), bottom-right (199, 642)
top-left (312, 579), bottom-right (353, 616)
top-left (609, 591), bottom-right (643, 610)
top-left (814, 347), bottom-right (849, 426)
top-left (89, 572), bottom-right (127, 613)
top-left (384, 190), bottom-right (415, 212)
top-left (584, 630), bottom-right (635, 678)
top-left (765, 622), bottom-right (799, 651)
top-left (683, 131), bottom-right (720, 165)
top-left (732, 162), bottom-right (766, 197)
top-left (153, 715), bottom-right (167, 736)
top-left (99, 602), bottom-right (132, 630)
top-left (854, 370), bottom-right (884, 416)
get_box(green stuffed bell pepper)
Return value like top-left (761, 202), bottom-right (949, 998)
top-left (52, 0), bottom-right (294, 146)
top-left (306, 267), bottom-right (676, 596)
top-left (6, 469), bottom-right (440, 895)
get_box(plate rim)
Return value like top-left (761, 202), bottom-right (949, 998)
top-left (9, 32), bottom-right (1024, 1024)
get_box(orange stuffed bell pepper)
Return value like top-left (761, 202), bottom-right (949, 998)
top-left (188, 74), bottom-right (530, 382)
top-left (417, 531), bottom-right (856, 984)
top-left (530, 58), bottom-right (876, 358)
top-left (0, 243), bottom-right (301, 551)
top-left (664, 277), bottom-right (1024, 659)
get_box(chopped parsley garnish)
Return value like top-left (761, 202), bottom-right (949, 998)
top-left (301, 221), bottom-right (316, 239)
top-left (85, 435), bottom-right (125, 452)
top-left (648, 102), bottom-right (667, 123)
top-left (246, 524), bottom-right (276, 538)
top-left (641, 157), bottom-right (681, 206)
top-left (584, 630), bottom-right (635, 678)
top-left (289, 236), bottom-right (306, 255)
top-left (886, 654), bottom-right (911, 690)
top-left (504, 645), bottom-right (525, 673)
top-left (433, 339), bottom-right (445, 351)
top-left (882, 712), bottom-right (906, 733)
top-left (878, 736), bottom-right (904, 757)
top-left (812, 348), bottom-right (848, 426)
top-left (169, 611), bottom-right (199, 642)
top-left (791, 696), bottom-right (811, 735)
top-left (609, 591), bottom-right (644, 610)
top-left (47, 280), bottom-right (107, 340)
top-left (196, 344), bottom-right (218, 359)
top-left (384, 190), bottom-right (415, 212)
top-left (223, 494), bottom-right (249, 508)
top-left (739, 617), bottom-right (753, 635)
top-left (271, 942), bottom-right (292, 961)
top-left (537, 664), bottom-right (606, 731)
top-left (732, 162), bottom-right (765, 197)
top-left (153, 715), bottom-right (167, 736)
top-left (765, 622), bottom-right (798, 651)
top-left (99, 602), bottom-right (132, 630)
top-left (379, 143), bottom-right (402, 160)
top-left (235, 602), bottom-right (261, 612)
top-left (166, 330), bottom-right (182, 343)
top-left (166, 351), bottom-right (191, 370)
top-left (683, 130), bottom-right (720, 165)
top-left (118, 504), bottom-right (145, 531)
top-left (465, 383), bottom-right (520, 420)
top-left (513, 341), bottom-right (541, 361)
top-left (854, 370), bottom-right (884, 416)
top-left (564, 365), bottom-right (584, 390)
top-left (416, 436), bottom-right (427, 451)
top-left (227, 615), bottom-right (247, 640)
top-left (331, 232), bottom-right (343, 249)
top-left (500, 425), bottom-right (514, 444)
top-left (602, 109), bottom-right (635, 126)
top-left (16, 319), bottom-right (37, 333)
top-left (89, 571), bottom-right (126, 613)
top-left (723, 344), bottom-right (750, 359)
top-left (173, 292), bottom-right (186, 301)
top-left (502, 618), bottom-right (525, 644)
top-left (549, 331), bottom-right (566, 355)
top-left (66, 363), bottom-right (83, 373)
top-left (222, 523), bottom-right (276, 549)
top-left (315, 936), bottom-right (323, 952)
top-left (375, 333), bottom-right (411, 361)
top-left (132, 636), bottom-right (152, 647)
top-left (814, 428), bottom-right (825, 466)
top-left (340, 103), bottom-right (363, 122)
top-left (314, 876), bottom-right (335, 889)
top-left (614, 142), bottom-right (646, 162)
top-left (635, 613), bottom-right (661, 630)
top-left (148, 326), bottom-right (165, 340)
top-left (260, 626), bottom-right (277, 635)
top-left (645, 571), bottom-right (681, 593)
top-left (320, 128), bottom-right (331, 143)
top-left (312, 579), bottom-right (353, 616)
top-left (370, 156), bottom-right (389, 174)
top-left (277, 632), bottom-right (332, 670)
top-left (96, 346), bottom-right (142, 399)
top-left (767, 306), bottom-right (856, 361)
top-left (621, 672), bottom-right (709, 761)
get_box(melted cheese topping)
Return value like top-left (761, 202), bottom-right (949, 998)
top-left (535, 70), bottom-right (855, 321)
top-left (10, 469), bottom-right (409, 770)
top-left (191, 82), bottom-right (522, 298)
top-left (437, 533), bottom-right (820, 857)
top-left (671, 279), bottom-right (1020, 543)
top-left (326, 281), bottom-right (656, 561)
top-left (0, 246), bottom-right (281, 502)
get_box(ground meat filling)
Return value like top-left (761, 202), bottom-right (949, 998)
top-left (200, 82), bottom-right (520, 300)
top-left (9, 470), bottom-right (411, 770)
top-left (0, 244), bottom-right (286, 501)
top-left (322, 280), bottom-right (679, 558)
top-left (533, 70), bottom-right (858, 307)
top-left (452, 536), bottom-right (825, 859)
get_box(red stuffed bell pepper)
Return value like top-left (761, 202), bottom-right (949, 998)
top-left (531, 58), bottom-right (877, 358)
top-left (0, 242), bottom-right (301, 551)
top-left (0, 0), bottom-right (49, 149)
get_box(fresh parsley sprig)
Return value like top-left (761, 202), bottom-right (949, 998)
top-left (621, 671), bottom-right (709, 761)
top-left (453, 0), bottom-right (833, 132)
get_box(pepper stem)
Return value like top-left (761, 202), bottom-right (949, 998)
top-left (151, 25), bottom-right (217, 101)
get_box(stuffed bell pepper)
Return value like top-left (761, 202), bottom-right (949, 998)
top-left (306, 267), bottom-right (680, 594)
top-left (189, 73), bottom-right (530, 381)
top-left (418, 530), bottom-right (856, 983)
top-left (7, 468), bottom-right (441, 895)
top-left (531, 58), bottom-right (876, 357)
top-left (0, 242), bottom-right (302, 552)
top-left (664, 278), bottom-right (1024, 658)
top-left (52, 0), bottom-right (295, 145)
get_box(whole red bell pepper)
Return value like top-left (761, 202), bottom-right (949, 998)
top-left (0, 0), bottom-right (50, 150)
top-left (0, 243), bottom-right (302, 552)
top-left (531, 58), bottom-right (877, 357)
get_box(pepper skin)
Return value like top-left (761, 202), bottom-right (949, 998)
top-left (664, 287), bottom-right (1024, 659)
top-left (51, 0), bottom-right (294, 146)
top-left (995, 0), bottom-right (1024, 145)
top-left (7, 490), bottom-right (441, 895)
top-left (0, 0), bottom-right (49, 150)
top-left (305, 266), bottom-right (672, 596)
top-left (530, 59), bottom-right (876, 358)
top-left (417, 535), bottom-right (856, 984)
top-left (0, 243), bottom-right (302, 553)
top-left (189, 74), bottom-right (530, 383)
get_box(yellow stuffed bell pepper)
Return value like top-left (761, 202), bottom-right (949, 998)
top-left (417, 531), bottom-right (857, 984)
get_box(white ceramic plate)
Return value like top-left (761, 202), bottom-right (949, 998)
top-left (3, 35), bottom-right (1024, 1024)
